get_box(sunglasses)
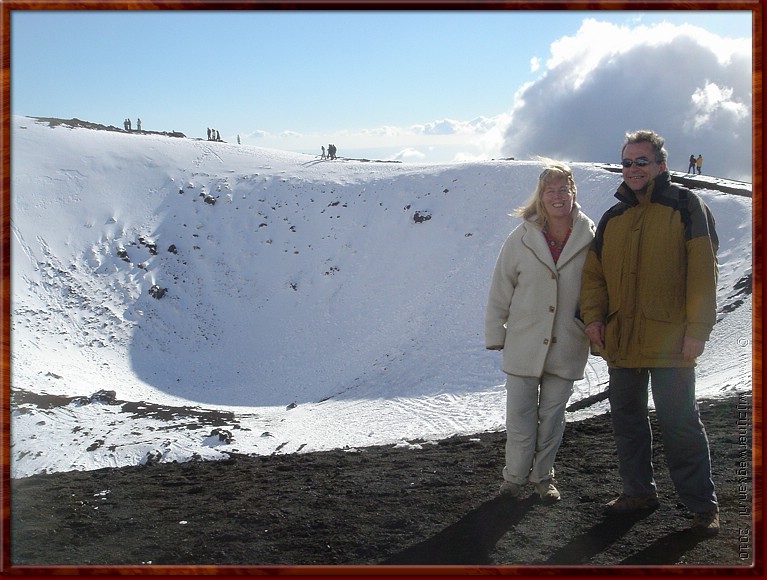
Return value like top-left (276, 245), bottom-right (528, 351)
top-left (621, 158), bottom-right (655, 168)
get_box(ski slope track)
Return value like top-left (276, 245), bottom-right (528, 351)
top-left (9, 116), bottom-right (753, 478)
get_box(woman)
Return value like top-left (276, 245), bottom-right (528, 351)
top-left (485, 160), bottom-right (595, 502)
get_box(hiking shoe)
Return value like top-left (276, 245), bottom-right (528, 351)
top-left (499, 481), bottom-right (524, 498)
top-left (535, 480), bottom-right (561, 503)
top-left (691, 509), bottom-right (720, 537)
top-left (604, 493), bottom-right (659, 514)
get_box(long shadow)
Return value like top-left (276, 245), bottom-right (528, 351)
top-left (380, 495), bottom-right (536, 565)
top-left (544, 508), bottom-right (658, 565)
top-left (619, 529), bottom-right (705, 565)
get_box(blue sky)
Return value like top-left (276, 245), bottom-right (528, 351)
top-left (10, 8), bottom-right (753, 179)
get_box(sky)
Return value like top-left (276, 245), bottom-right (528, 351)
top-left (9, 115), bottom-right (752, 477)
top-left (10, 8), bottom-right (754, 180)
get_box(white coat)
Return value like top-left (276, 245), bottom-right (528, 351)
top-left (485, 206), bottom-right (595, 380)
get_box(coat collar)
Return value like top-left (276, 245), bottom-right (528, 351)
top-left (616, 171), bottom-right (672, 205)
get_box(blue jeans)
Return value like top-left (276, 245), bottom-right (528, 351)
top-left (608, 367), bottom-right (718, 513)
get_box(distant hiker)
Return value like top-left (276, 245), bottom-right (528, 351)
top-left (486, 159), bottom-right (595, 504)
top-left (581, 130), bottom-right (720, 537)
top-left (216, 130), bottom-right (220, 142)
top-left (127, 118), bottom-right (132, 131)
top-left (328, 144), bottom-right (337, 160)
top-left (321, 145), bottom-right (326, 159)
top-left (137, 118), bottom-right (142, 132)
top-left (237, 135), bottom-right (241, 145)
top-left (207, 128), bottom-right (212, 141)
top-left (123, 119), bottom-right (128, 131)
top-left (688, 154), bottom-right (696, 174)
top-left (696, 154), bottom-right (703, 175)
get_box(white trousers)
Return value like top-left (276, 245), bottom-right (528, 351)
top-left (503, 374), bottom-right (574, 485)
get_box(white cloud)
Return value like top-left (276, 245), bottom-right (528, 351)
top-left (357, 125), bottom-right (405, 138)
top-left (687, 82), bottom-right (749, 130)
top-left (418, 119), bottom-right (462, 136)
top-left (391, 147), bottom-right (426, 161)
top-left (242, 115), bottom-right (513, 164)
top-left (244, 129), bottom-right (268, 139)
top-left (239, 20), bottom-right (750, 179)
top-left (501, 20), bottom-right (752, 181)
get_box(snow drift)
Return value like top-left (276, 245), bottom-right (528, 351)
top-left (9, 116), bottom-right (753, 478)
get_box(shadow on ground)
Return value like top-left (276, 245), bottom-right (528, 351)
top-left (382, 495), bottom-right (536, 565)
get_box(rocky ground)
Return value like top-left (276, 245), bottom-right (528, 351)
top-left (9, 392), bottom-right (754, 573)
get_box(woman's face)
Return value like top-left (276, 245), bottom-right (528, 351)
top-left (541, 175), bottom-right (574, 221)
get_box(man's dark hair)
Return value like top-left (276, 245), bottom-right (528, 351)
top-left (621, 130), bottom-right (668, 164)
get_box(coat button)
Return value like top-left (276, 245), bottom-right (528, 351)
top-left (543, 338), bottom-right (549, 345)
top-left (549, 305), bottom-right (555, 312)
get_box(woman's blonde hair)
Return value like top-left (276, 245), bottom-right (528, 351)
top-left (514, 157), bottom-right (576, 228)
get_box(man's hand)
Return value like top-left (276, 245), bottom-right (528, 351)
top-left (585, 321), bottom-right (605, 349)
top-left (682, 336), bottom-right (705, 361)
top-left (486, 345), bottom-right (503, 351)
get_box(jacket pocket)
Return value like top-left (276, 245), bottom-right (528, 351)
top-left (506, 307), bottom-right (539, 336)
top-left (641, 310), bottom-right (685, 357)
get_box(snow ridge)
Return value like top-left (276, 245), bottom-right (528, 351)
top-left (9, 116), bottom-right (753, 477)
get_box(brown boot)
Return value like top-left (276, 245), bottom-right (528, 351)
top-left (691, 509), bottom-right (720, 537)
top-left (604, 493), bottom-right (659, 514)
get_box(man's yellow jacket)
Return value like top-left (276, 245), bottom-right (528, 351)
top-left (580, 171), bottom-right (719, 368)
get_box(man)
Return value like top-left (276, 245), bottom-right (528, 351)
top-left (580, 130), bottom-right (720, 537)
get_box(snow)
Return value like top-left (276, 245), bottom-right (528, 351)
top-left (8, 116), bottom-right (753, 478)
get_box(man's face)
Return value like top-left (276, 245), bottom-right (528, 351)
top-left (621, 142), bottom-right (666, 193)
